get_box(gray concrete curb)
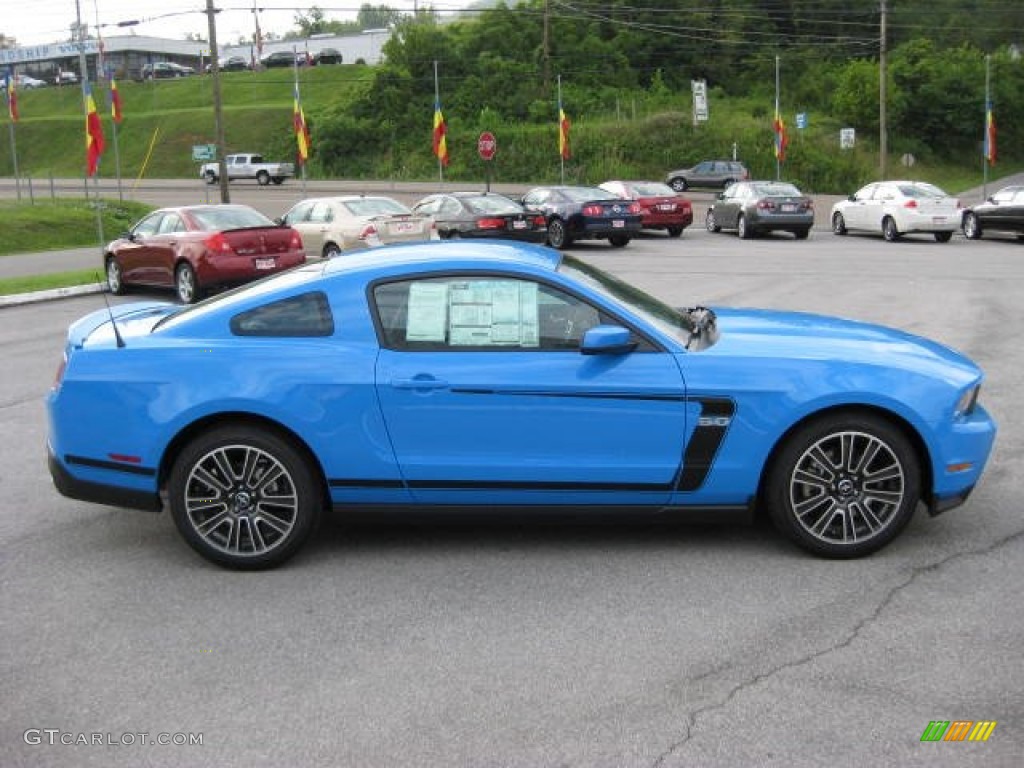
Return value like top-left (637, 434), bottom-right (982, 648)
top-left (0, 283), bottom-right (107, 308)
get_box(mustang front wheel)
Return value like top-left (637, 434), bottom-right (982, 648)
top-left (766, 412), bottom-right (920, 558)
top-left (169, 426), bottom-right (320, 569)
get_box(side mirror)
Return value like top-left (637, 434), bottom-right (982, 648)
top-left (274, 216), bottom-right (285, 225)
top-left (120, 231), bottom-right (134, 241)
top-left (581, 325), bottom-right (636, 356)
top-left (848, 194), bottom-right (857, 202)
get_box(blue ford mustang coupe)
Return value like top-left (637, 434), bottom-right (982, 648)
top-left (47, 241), bottom-right (996, 569)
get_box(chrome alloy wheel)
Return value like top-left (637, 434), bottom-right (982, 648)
top-left (788, 430), bottom-right (905, 546)
top-left (183, 444), bottom-right (299, 559)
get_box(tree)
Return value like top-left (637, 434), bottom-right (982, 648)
top-left (294, 6), bottom-right (329, 37)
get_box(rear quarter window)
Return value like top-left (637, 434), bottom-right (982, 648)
top-left (230, 292), bottom-right (334, 337)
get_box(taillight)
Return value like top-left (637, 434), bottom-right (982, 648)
top-left (582, 204), bottom-right (603, 216)
top-left (476, 217), bottom-right (506, 230)
top-left (802, 200), bottom-right (814, 211)
top-left (289, 230), bottom-right (303, 251)
top-left (627, 202), bottom-right (641, 215)
top-left (757, 200), bottom-right (775, 211)
top-left (533, 215), bottom-right (546, 227)
top-left (903, 200), bottom-right (919, 209)
top-left (52, 352), bottom-right (67, 390)
top-left (358, 224), bottom-right (378, 241)
top-left (204, 232), bottom-right (233, 253)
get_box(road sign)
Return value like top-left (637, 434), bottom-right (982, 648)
top-left (840, 128), bottom-right (855, 149)
top-left (192, 144), bottom-right (216, 162)
top-left (478, 132), bottom-right (497, 161)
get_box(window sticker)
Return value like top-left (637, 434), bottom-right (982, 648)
top-left (406, 282), bottom-right (449, 342)
top-left (448, 280), bottom-right (539, 347)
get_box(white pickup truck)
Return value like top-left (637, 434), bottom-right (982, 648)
top-left (200, 153), bottom-right (295, 186)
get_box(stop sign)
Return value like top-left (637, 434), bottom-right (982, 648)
top-left (477, 131), bottom-right (497, 161)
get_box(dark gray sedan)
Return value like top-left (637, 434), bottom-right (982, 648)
top-left (962, 185), bottom-right (1024, 240)
top-left (706, 181), bottom-right (814, 240)
top-left (412, 191), bottom-right (548, 243)
top-left (521, 186), bottom-right (642, 249)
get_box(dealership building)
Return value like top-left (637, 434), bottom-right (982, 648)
top-left (0, 30), bottom-right (391, 82)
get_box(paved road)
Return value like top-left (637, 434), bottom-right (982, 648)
top-left (1, 231), bottom-right (1022, 767)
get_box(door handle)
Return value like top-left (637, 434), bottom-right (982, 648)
top-left (391, 376), bottom-right (449, 391)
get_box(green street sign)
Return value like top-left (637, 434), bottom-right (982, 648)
top-left (192, 144), bottom-right (217, 162)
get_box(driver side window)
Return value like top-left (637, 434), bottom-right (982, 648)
top-left (373, 276), bottom-right (608, 351)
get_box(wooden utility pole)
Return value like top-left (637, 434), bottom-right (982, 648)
top-left (879, 0), bottom-right (888, 179)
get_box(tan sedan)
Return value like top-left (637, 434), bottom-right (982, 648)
top-left (279, 195), bottom-right (438, 260)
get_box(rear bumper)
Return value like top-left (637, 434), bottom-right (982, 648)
top-left (48, 448), bottom-right (162, 513)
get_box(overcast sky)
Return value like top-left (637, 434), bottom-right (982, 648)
top-left (6, 1), bottom-right (449, 48)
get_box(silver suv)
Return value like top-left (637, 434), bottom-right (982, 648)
top-left (666, 160), bottom-right (749, 192)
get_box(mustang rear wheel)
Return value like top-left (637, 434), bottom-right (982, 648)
top-left (547, 218), bottom-right (570, 249)
top-left (766, 412), bottom-right (920, 558)
top-left (169, 426), bottom-right (320, 569)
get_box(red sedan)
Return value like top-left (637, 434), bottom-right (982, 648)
top-left (599, 180), bottom-right (694, 237)
top-left (104, 205), bottom-right (306, 303)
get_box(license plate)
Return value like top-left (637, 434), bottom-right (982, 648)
top-left (612, 219), bottom-right (625, 228)
top-left (658, 204), bottom-right (675, 211)
top-left (392, 221), bottom-right (416, 234)
top-left (781, 204), bottom-right (796, 212)
top-left (932, 216), bottom-right (947, 224)
top-left (512, 220), bottom-right (527, 229)
top-left (254, 258), bottom-right (276, 270)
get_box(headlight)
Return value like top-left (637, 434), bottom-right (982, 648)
top-left (954, 385), bottom-right (980, 417)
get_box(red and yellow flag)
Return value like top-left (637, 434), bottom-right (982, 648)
top-left (773, 110), bottom-right (788, 162)
top-left (984, 101), bottom-right (996, 166)
top-left (84, 83), bottom-right (105, 176)
top-left (293, 82), bottom-right (311, 165)
top-left (558, 104), bottom-right (571, 160)
top-left (111, 77), bottom-right (123, 124)
top-left (4, 71), bottom-right (17, 122)
top-left (432, 100), bottom-right (449, 167)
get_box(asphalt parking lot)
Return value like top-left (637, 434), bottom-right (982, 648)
top-left (1, 183), bottom-right (1023, 767)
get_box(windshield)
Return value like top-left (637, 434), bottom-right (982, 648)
top-left (558, 255), bottom-right (694, 342)
top-left (190, 206), bottom-right (274, 231)
top-left (343, 198), bottom-right (411, 217)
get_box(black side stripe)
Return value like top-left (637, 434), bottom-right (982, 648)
top-left (676, 397), bottom-right (736, 491)
top-left (451, 388), bottom-right (686, 402)
top-left (65, 455), bottom-right (156, 477)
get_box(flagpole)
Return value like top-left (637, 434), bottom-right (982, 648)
top-left (75, 0), bottom-right (105, 255)
top-left (982, 54), bottom-right (990, 199)
top-left (557, 74), bottom-right (564, 184)
top-left (434, 60), bottom-right (443, 186)
top-left (774, 56), bottom-right (781, 181)
top-left (5, 89), bottom-right (18, 200)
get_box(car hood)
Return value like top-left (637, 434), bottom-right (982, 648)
top-left (68, 301), bottom-right (178, 348)
top-left (705, 307), bottom-right (981, 382)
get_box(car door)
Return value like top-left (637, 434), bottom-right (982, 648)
top-left (281, 200), bottom-right (317, 258)
top-left (119, 212), bottom-right (167, 284)
top-left (144, 212), bottom-right (188, 286)
top-left (844, 183), bottom-right (878, 231)
top-left (716, 183), bottom-right (744, 228)
top-left (372, 273), bottom-right (688, 505)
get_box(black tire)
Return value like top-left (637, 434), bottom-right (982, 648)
top-left (882, 216), bottom-right (900, 242)
top-left (204, 171), bottom-right (217, 185)
top-left (547, 218), bottom-right (571, 249)
top-left (168, 425), bottom-right (320, 569)
top-left (765, 411), bottom-right (920, 558)
top-left (105, 256), bottom-right (125, 295)
top-left (271, 177), bottom-right (284, 185)
top-left (666, 226), bottom-right (684, 238)
top-left (608, 234), bottom-right (630, 247)
top-left (668, 177), bottom-right (688, 192)
top-left (256, 170), bottom-right (270, 186)
top-left (175, 263), bottom-right (200, 304)
top-left (794, 228), bottom-right (810, 240)
top-left (737, 214), bottom-right (753, 239)
top-left (322, 243), bottom-right (342, 259)
top-left (832, 212), bottom-right (847, 235)
top-left (934, 231), bottom-right (953, 243)
top-left (705, 210), bottom-right (721, 233)
top-left (962, 212), bottom-right (982, 240)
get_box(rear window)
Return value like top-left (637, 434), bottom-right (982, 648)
top-left (463, 195), bottom-right (522, 214)
top-left (752, 182), bottom-right (801, 197)
top-left (230, 292), bottom-right (334, 337)
top-left (630, 182), bottom-right (676, 196)
top-left (343, 198), bottom-right (411, 217)
top-left (191, 207), bottom-right (274, 231)
top-left (561, 187), bottom-right (613, 202)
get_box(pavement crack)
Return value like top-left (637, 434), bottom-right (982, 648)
top-left (651, 528), bottom-right (1024, 767)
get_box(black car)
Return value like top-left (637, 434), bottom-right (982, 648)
top-left (521, 186), bottom-right (642, 249)
top-left (313, 48), bottom-right (343, 65)
top-left (706, 181), bottom-right (814, 239)
top-left (141, 61), bottom-right (194, 80)
top-left (206, 55), bottom-right (250, 73)
top-left (260, 51), bottom-right (298, 69)
top-left (962, 185), bottom-right (1024, 240)
top-left (412, 192), bottom-right (548, 243)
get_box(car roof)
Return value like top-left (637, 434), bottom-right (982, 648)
top-left (319, 240), bottom-right (561, 278)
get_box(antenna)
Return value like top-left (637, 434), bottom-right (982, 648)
top-left (96, 272), bottom-right (125, 348)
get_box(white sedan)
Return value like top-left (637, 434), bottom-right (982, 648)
top-left (279, 196), bottom-right (438, 260)
top-left (831, 180), bottom-right (961, 243)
